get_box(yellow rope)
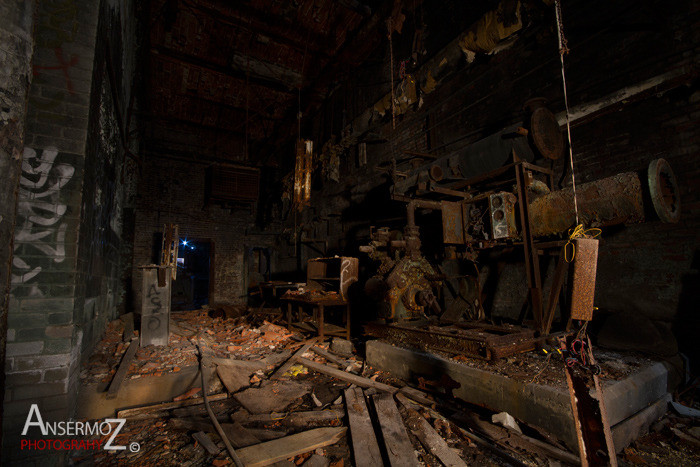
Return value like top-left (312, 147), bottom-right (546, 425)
top-left (564, 224), bottom-right (601, 263)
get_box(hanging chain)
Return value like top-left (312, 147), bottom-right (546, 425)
top-left (555, 0), bottom-right (579, 225)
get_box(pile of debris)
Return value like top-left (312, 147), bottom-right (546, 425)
top-left (77, 309), bottom-right (700, 466)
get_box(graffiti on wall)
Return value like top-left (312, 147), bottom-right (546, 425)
top-left (11, 147), bottom-right (75, 294)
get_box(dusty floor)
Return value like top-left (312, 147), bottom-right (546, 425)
top-left (74, 308), bottom-right (700, 466)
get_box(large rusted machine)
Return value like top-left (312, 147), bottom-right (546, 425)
top-left (361, 100), bottom-right (680, 358)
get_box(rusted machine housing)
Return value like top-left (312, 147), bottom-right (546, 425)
top-left (362, 101), bottom-right (681, 333)
top-left (360, 227), bottom-right (442, 321)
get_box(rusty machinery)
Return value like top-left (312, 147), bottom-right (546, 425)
top-left (361, 100), bottom-right (681, 339)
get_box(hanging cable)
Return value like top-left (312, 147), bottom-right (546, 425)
top-left (554, 0), bottom-right (579, 226)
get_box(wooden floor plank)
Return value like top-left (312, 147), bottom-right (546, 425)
top-left (371, 392), bottom-right (420, 467)
top-left (297, 358), bottom-right (398, 393)
top-left (344, 387), bottom-right (384, 467)
top-left (235, 427), bottom-right (346, 467)
top-left (404, 407), bottom-right (467, 467)
top-left (192, 431), bottom-right (220, 455)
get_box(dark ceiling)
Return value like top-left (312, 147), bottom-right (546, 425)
top-left (143, 0), bottom-right (402, 164)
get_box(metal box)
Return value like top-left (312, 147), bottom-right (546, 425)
top-left (569, 238), bottom-right (599, 321)
top-left (489, 192), bottom-right (517, 239)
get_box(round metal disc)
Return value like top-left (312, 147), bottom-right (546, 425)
top-left (530, 107), bottom-right (564, 160)
top-left (648, 158), bottom-right (681, 223)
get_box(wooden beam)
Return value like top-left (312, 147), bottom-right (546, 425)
top-left (311, 346), bottom-right (347, 367)
top-left (403, 407), bottom-right (467, 467)
top-left (151, 46), bottom-right (300, 94)
top-left (117, 393), bottom-right (228, 418)
top-left (106, 338), bottom-right (139, 399)
top-left (189, 0), bottom-right (332, 56)
top-left (371, 392), bottom-right (421, 467)
top-left (240, 408), bottom-right (344, 426)
top-left (235, 427), bottom-right (347, 467)
top-left (297, 358), bottom-right (398, 393)
top-left (344, 387), bottom-right (383, 466)
top-left (192, 431), bottom-right (220, 455)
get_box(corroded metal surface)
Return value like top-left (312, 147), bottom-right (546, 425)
top-left (442, 201), bottom-right (465, 244)
top-left (364, 322), bottom-right (537, 360)
top-left (569, 238), bottom-right (599, 321)
top-left (564, 335), bottom-right (617, 466)
top-left (648, 158), bottom-right (681, 223)
top-left (529, 103), bottom-right (564, 160)
top-left (529, 171), bottom-right (645, 237)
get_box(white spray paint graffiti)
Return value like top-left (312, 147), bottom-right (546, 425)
top-left (11, 147), bottom-right (75, 291)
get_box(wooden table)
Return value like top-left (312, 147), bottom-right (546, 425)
top-left (281, 295), bottom-right (350, 340)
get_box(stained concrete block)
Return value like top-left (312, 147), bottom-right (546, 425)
top-left (366, 340), bottom-right (669, 451)
top-left (612, 393), bottom-right (670, 453)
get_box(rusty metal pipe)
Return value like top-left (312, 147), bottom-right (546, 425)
top-left (529, 159), bottom-right (680, 237)
top-left (406, 199), bottom-right (443, 228)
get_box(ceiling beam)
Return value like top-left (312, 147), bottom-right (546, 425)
top-left (152, 46), bottom-right (300, 94)
top-left (139, 112), bottom-right (248, 135)
top-left (182, 0), bottom-right (335, 58)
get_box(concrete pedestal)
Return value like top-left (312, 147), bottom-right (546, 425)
top-left (366, 340), bottom-right (669, 451)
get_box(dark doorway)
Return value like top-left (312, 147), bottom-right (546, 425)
top-left (172, 238), bottom-right (212, 310)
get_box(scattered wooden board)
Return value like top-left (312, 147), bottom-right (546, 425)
top-left (458, 411), bottom-right (580, 465)
top-left (297, 358), bottom-right (398, 394)
top-left (117, 393), bottom-right (228, 418)
top-left (399, 386), bottom-right (436, 409)
top-left (192, 431), bottom-right (220, 455)
top-left (311, 346), bottom-right (346, 367)
top-left (235, 427), bottom-right (347, 467)
top-left (403, 408), bottom-right (466, 467)
top-left (395, 394), bottom-right (529, 467)
top-left (371, 392), bottom-right (420, 467)
top-left (270, 338), bottom-right (318, 380)
top-left (344, 387), bottom-right (384, 467)
top-left (241, 408), bottom-right (344, 426)
top-left (106, 338), bottom-right (139, 399)
top-left (245, 427), bottom-right (289, 441)
top-left (234, 380), bottom-right (311, 414)
top-left (221, 422), bottom-right (261, 448)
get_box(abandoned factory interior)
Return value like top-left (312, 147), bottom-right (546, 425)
top-left (2, 0), bottom-right (700, 465)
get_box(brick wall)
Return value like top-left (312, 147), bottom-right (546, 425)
top-left (0, 0), bottom-right (36, 449)
top-left (3, 0), bottom-right (99, 458)
top-left (75, 0), bottom-right (140, 361)
top-left (2, 0), bottom-right (141, 461)
top-left (132, 156), bottom-right (272, 311)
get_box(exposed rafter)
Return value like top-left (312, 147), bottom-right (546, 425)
top-left (151, 46), bottom-right (299, 94)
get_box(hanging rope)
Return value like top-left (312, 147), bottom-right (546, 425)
top-left (554, 0), bottom-right (579, 226)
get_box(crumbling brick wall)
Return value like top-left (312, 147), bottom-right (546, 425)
top-left (2, 0), bottom-right (141, 461)
top-left (0, 0), bottom-right (36, 450)
top-left (131, 157), bottom-right (272, 311)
